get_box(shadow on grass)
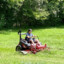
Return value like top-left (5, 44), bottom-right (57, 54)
top-left (0, 24), bottom-right (64, 35)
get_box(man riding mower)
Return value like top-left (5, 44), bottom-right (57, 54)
top-left (25, 29), bottom-right (41, 45)
top-left (16, 29), bottom-right (48, 54)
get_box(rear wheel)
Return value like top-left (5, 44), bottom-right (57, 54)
top-left (16, 45), bottom-right (22, 51)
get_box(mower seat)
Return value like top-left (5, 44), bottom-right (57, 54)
top-left (20, 39), bottom-right (31, 47)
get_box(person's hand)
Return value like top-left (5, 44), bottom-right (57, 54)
top-left (33, 36), bottom-right (37, 38)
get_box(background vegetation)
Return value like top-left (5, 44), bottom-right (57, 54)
top-left (0, 0), bottom-right (64, 29)
top-left (0, 0), bottom-right (64, 64)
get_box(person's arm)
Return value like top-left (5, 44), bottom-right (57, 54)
top-left (26, 36), bottom-right (30, 38)
top-left (26, 36), bottom-right (33, 38)
top-left (26, 33), bottom-right (37, 38)
top-left (32, 35), bottom-right (37, 38)
top-left (26, 33), bottom-right (32, 38)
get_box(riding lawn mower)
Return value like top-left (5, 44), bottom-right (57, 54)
top-left (16, 30), bottom-right (49, 54)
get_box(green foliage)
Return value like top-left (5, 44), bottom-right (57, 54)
top-left (0, 0), bottom-right (64, 28)
top-left (0, 15), bottom-right (5, 28)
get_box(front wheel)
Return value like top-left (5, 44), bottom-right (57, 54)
top-left (16, 45), bottom-right (22, 51)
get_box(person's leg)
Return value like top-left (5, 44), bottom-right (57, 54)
top-left (34, 39), bottom-right (41, 45)
top-left (29, 40), bottom-right (34, 44)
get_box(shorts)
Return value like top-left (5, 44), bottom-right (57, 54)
top-left (25, 37), bottom-right (35, 42)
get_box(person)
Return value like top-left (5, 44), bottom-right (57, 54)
top-left (25, 29), bottom-right (40, 44)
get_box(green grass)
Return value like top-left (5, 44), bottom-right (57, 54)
top-left (0, 26), bottom-right (64, 64)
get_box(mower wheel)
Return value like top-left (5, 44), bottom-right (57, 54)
top-left (16, 45), bottom-right (22, 51)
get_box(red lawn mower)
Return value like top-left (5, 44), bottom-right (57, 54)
top-left (16, 30), bottom-right (48, 54)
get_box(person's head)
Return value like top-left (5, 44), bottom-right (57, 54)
top-left (28, 29), bottom-right (32, 34)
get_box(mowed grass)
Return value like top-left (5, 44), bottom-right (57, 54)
top-left (0, 26), bottom-right (64, 64)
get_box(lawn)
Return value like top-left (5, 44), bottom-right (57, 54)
top-left (0, 26), bottom-right (64, 64)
